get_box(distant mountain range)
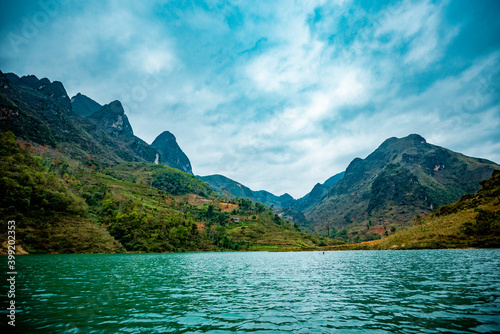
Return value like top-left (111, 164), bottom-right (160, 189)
top-left (1, 70), bottom-right (498, 246)
top-left (200, 171), bottom-right (345, 211)
top-left (199, 174), bottom-right (296, 208)
top-left (203, 134), bottom-right (498, 242)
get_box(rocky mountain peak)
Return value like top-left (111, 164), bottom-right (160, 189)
top-left (407, 133), bottom-right (426, 143)
top-left (151, 131), bottom-right (193, 174)
top-left (5, 73), bottom-right (72, 113)
top-left (306, 134), bottom-right (499, 241)
top-left (71, 93), bottom-right (102, 116)
top-left (155, 130), bottom-right (177, 142)
top-left (89, 100), bottom-right (134, 137)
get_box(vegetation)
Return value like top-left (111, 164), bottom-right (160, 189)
top-left (324, 170), bottom-right (500, 250)
top-left (304, 134), bottom-right (498, 243)
top-left (1, 72), bottom-right (498, 254)
top-left (0, 132), bottom-right (332, 254)
top-left (0, 132), bottom-right (123, 253)
top-left (152, 166), bottom-right (214, 196)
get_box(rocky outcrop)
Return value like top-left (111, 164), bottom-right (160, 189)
top-left (89, 100), bottom-right (134, 138)
top-left (151, 131), bottom-right (192, 174)
top-left (0, 71), bottom-right (192, 169)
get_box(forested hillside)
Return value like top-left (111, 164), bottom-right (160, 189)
top-left (0, 132), bottom-right (331, 253)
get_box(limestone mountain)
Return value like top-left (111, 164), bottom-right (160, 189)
top-left (151, 131), bottom-right (193, 174)
top-left (89, 100), bottom-right (134, 138)
top-left (0, 71), bottom-right (192, 173)
top-left (304, 134), bottom-right (499, 241)
top-left (355, 169), bottom-right (500, 250)
top-left (0, 71), bottom-right (84, 147)
top-left (70, 92), bottom-right (102, 116)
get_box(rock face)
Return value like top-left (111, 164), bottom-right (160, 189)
top-left (0, 71), bottom-right (76, 146)
top-left (151, 131), bottom-right (193, 174)
top-left (89, 101), bottom-right (134, 138)
top-left (71, 93), bottom-right (102, 116)
top-left (4, 73), bottom-right (72, 114)
top-left (303, 134), bottom-right (499, 239)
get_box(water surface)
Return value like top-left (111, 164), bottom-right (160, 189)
top-left (2, 249), bottom-right (499, 333)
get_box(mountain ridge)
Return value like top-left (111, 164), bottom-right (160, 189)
top-left (2, 70), bottom-right (498, 250)
top-left (304, 134), bottom-right (499, 241)
top-left (0, 70), bottom-right (192, 173)
top-left (199, 174), bottom-right (292, 208)
top-left (71, 92), bottom-right (102, 116)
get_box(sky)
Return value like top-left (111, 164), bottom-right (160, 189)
top-left (1, 0), bottom-right (499, 198)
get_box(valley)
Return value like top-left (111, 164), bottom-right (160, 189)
top-left (0, 70), bottom-right (499, 254)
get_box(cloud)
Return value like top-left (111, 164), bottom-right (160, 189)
top-left (0, 0), bottom-right (498, 197)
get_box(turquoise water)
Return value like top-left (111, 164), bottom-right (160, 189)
top-left (1, 249), bottom-right (499, 333)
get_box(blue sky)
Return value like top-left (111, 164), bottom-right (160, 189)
top-left (1, 0), bottom-right (499, 198)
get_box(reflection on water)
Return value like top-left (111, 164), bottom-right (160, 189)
top-left (2, 249), bottom-right (499, 333)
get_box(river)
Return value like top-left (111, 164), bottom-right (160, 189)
top-left (2, 249), bottom-right (499, 333)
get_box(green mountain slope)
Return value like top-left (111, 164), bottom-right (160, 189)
top-left (0, 132), bottom-right (124, 253)
top-left (338, 170), bottom-right (500, 250)
top-left (305, 134), bottom-right (498, 242)
top-left (0, 132), bottom-right (331, 253)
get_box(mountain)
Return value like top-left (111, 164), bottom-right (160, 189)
top-left (304, 134), bottom-right (499, 241)
top-left (293, 171), bottom-right (345, 212)
top-left (200, 174), bottom-right (295, 208)
top-left (343, 170), bottom-right (500, 250)
top-left (0, 70), bottom-right (334, 254)
top-left (0, 71), bottom-right (77, 147)
top-left (201, 174), bottom-right (255, 199)
top-left (0, 71), bottom-right (191, 172)
top-left (89, 100), bottom-right (134, 138)
top-left (151, 131), bottom-right (192, 174)
top-left (71, 93), bottom-right (102, 116)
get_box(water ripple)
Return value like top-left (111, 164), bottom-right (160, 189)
top-left (2, 249), bottom-right (499, 333)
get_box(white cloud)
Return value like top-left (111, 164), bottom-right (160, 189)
top-left (128, 48), bottom-right (177, 74)
top-left (374, 0), bottom-right (452, 69)
top-left (1, 0), bottom-right (498, 198)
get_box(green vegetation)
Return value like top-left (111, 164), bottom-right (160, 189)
top-left (0, 132), bottom-right (332, 254)
top-left (0, 132), bottom-right (123, 253)
top-left (0, 132), bottom-right (85, 217)
top-left (326, 170), bottom-right (500, 250)
top-left (305, 134), bottom-right (498, 244)
top-left (152, 166), bottom-right (214, 196)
